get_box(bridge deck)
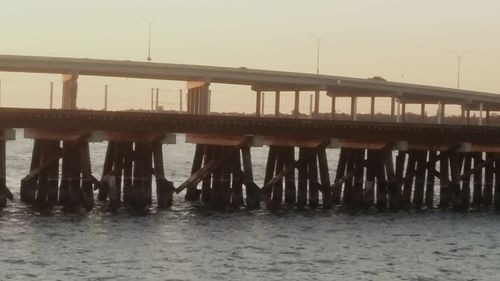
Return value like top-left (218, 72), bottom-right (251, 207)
top-left (0, 107), bottom-right (499, 146)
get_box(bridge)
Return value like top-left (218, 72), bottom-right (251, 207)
top-left (0, 54), bottom-right (499, 212)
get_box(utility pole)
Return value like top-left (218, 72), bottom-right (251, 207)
top-left (310, 33), bottom-right (329, 74)
top-left (142, 18), bottom-right (156, 62)
top-left (450, 50), bottom-right (470, 89)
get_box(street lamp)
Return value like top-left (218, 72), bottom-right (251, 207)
top-left (450, 50), bottom-right (470, 89)
top-left (142, 17), bottom-right (156, 62)
top-left (310, 33), bottom-right (329, 74)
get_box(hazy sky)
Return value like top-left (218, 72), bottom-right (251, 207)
top-left (1, 0), bottom-right (500, 114)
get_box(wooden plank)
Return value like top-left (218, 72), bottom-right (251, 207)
top-left (186, 134), bottom-right (249, 146)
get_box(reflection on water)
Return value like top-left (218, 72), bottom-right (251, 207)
top-left (1, 131), bottom-right (500, 280)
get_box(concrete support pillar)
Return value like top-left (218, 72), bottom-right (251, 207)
top-left (62, 73), bottom-right (78, 109)
top-left (49, 82), bottom-right (54, 109)
top-left (479, 102), bottom-right (484, 126)
top-left (314, 90), bottom-right (320, 115)
top-left (104, 85), bottom-right (108, 111)
top-left (331, 95), bottom-right (336, 120)
top-left (420, 103), bottom-right (425, 122)
top-left (370, 96), bottom-right (375, 119)
top-left (390, 97), bottom-right (395, 119)
top-left (396, 98), bottom-right (401, 123)
top-left (401, 102), bottom-right (406, 123)
top-left (294, 91), bottom-right (300, 117)
top-left (256, 90), bottom-right (262, 116)
top-left (155, 88), bottom-right (159, 111)
top-left (351, 96), bottom-right (357, 121)
top-left (179, 89), bottom-right (183, 112)
top-left (187, 81), bottom-right (210, 115)
top-left (486, 110), bottom-right (490, 125)
top-left (466, 109), bottom-right (471, 125)
top-left (437, 101), bottom-right (443, 125)
top-left (275, 91), bottom-right (280, 116)
top-left (262, 92), bottom-right (265, 115)
top-left (150, 88), bottom-right (154, 111)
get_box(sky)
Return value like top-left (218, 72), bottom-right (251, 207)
top-left (1, 0), bottom-right (500, 114)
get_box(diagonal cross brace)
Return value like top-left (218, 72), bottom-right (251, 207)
top-left (175, 138), bottom-right (251, 194)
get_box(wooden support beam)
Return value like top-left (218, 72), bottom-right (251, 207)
top-left (483, 152), bottom-right (494, 206)
top-left (472, 152), bottom-right (483, 207)
top-left (272, 147), bottom-right (285, 206)
top-left (383, 148), bottom-right (399, 210)
top-left (176, 139), bottom-right (251, 194)
top-left (317, 148), bottom-right (332, 208)
top-left (201, 145), bottom-right (213, 203)
top-left (425, 151), bottom-right (437, 209)
top-left (79, 141), bottom-right (94, 210)
top-left (308, 149), bottom-right (320, 208)
top-left (439, 151), bottom-right (450, 208)
top-left (297, 148), bottom-right (308, 208)
top-left (0, 139), bottom-right (12, 208)
top-left (449, 152), bottom-right (462, 209)
top-left (461, 153), bottom-right (472, 210)
top-left (413, 151), bottom-right (426, 209)
top-left (402, 151), bottom-right (417, 208)
top-left (333, 148), bottom-right (347, 204)
top-left (21, 134), bottom-right (89, 183)
top-left (261, 140), bottom-right (330, 192)
top-left (352, 149), bottom-right (365, 208)
top-left (375, 150), bottom-right (388, 210)
top-left (241, 145), bottom-right (260, 209)
top-left (364, 150), bottom-right (376, 206)
top-left (284, 147), bottom-right (296, 206)
top-left (494, 156), bottom-right (500, 209)
top-left (185, 144), bottom-right (204, 201)
top-left (231, 150), bottom-right (244, 207)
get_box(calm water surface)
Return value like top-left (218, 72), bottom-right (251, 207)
top-left (1, 131), bottom-right (499, 281)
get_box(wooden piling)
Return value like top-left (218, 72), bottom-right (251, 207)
top-left (201, 145), bottom-right (213, 204)
top-left (317, 148), bottom-right (332, 208)
top-left (35, 140), bottom-right (49, 207)
top-left (483, 152), bottom-right (494, 206)
top-left (461, 153), bottom-right (472, 210)
top-left (494, 156), bottom-right (500, 209)
top-left (413, 151), bottom-right (427, 209)
top-left (425, 151), bottom-right (437, 209)
top-left (472, 152), bottom-right (483, 207)
top-left (231, 150), bottom-right (244, 208)
top-left (79, 141), bottom-right (94, 210)
top-left (384, 149), bottom-right (399, 210)
top-left (364, 150), bottom-right (376, 207)
top-left (270, 147), bottom-right (285, 206)
top-left (263, 146), bottom-right (277, 200)
top-left (221, 147), bottom-right (232, 208)
top-left (297, 148), bottom-right (308, 208)
top-left (343, 149), bottom-right (355, 205)
top-left (0, 139), bottom-right (10, 208)
top-left (186, 144), bottom-right (204, 201)
top-left (439, 151), bottom-right (450, 208)
top-left (449, 152), bottom-right (462, 210)
top-left (46, 141), bottom-right (59, 205)
top-left (375, 151), bottom-right (388, 210)
top-left (352, 149), bottom-right (364, 208)
top-left (394, 151), bottom-right (406, 209)
top-left (402, 151), bottom-right (417, 208)
top-left (241, 146), bottom-right (260, 209)
top-left (308, 149), bottom-right (320, 208)
top-left (333, 148), bottom-right (347, 204)
top-left (284, 147), bottom-right (296, 206)
top-left (122, 142), bottom-right (133, 205)
top-left (21, 140), bottom-right (41, 203)
top-left (98, 142), bottom-right (115, 201)
top-left (153, 143), bottom-right (173, 209)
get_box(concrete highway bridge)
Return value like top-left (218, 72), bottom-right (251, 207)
top-left (0, 54), bottom-right (500, 212)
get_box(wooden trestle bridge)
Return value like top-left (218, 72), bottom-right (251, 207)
top-left (1, 54), bottom-right (500, 212)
